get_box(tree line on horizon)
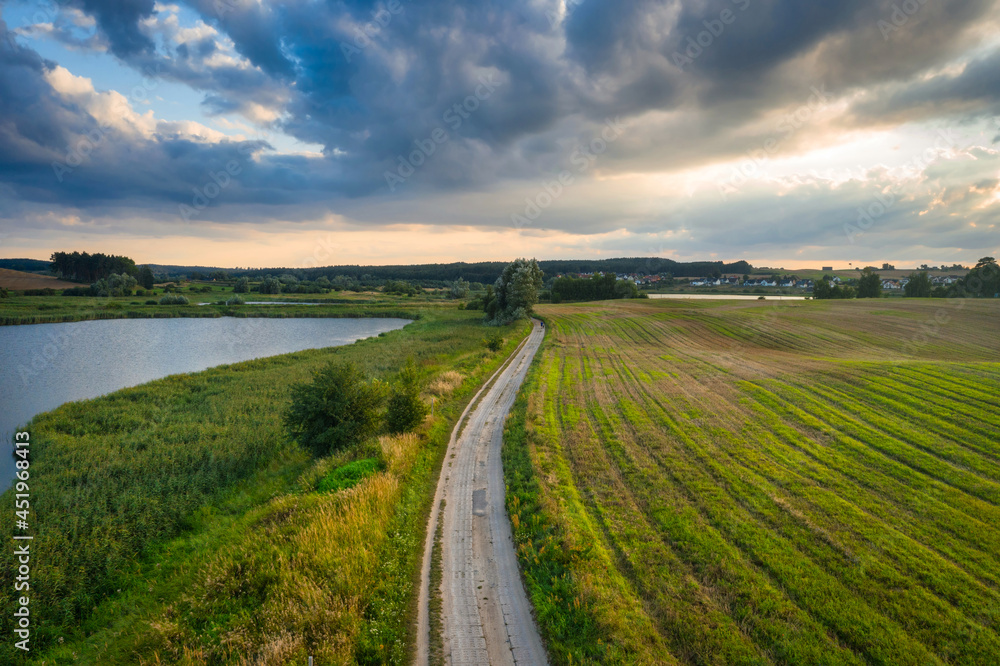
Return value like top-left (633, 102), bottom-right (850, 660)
top-left (143, 258), bottom-right (755, 285)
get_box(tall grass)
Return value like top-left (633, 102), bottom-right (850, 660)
top-left (0, 308), bottom-right (531, 663)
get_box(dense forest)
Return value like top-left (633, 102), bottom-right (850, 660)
top-left (50, 252), bottom-right (138, 282)
top-left (12, 255), bottom-right (753, 286)
top-left (0, 258), bottom-right (51, 273)
top-left (151, 258), bottom-right (754, 286)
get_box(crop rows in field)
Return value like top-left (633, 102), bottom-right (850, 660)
top-left (514, 300), bottom-right (1000, 665)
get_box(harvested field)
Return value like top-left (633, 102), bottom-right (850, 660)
top-left (505, 298), bottom-right (1000, 665)
top-left (0, 267), bottom-right (79, 290)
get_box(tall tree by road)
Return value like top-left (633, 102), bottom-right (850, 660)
top-left (484, 258), bottom-right (543, 325)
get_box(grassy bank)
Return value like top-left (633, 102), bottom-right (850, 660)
top-left (0, 307), bottom-right (531, 664)
top-left (505, 298), bottom-right (1000, 664)
top-left (0, 291), bottom-right (425, 326)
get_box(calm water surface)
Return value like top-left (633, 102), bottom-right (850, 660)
top-left (0, 317), bottom-right (410, 488)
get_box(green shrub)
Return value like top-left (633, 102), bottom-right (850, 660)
top-left (386, 358), bottom-right (427, 434)
top-left (483, 332), bottom-right (504, 352)
top-left (284, 361), bottom-right (388, 457)
top-left (145, 300), bottom-right (158, 305)
top-left (317, 458), bottom-right (383, 493)
top-left (159, 294), bottom-right (190, 305)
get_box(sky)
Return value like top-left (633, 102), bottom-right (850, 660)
top-left (0, 0), bottom-right (999, 270)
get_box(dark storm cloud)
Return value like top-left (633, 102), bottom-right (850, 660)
top-left (0, 14), bottom-right (344, 211)
top-left (850, 47), bottom-right (1000, 122)
top-left (66, 0), bottom-right (156, 57)
top-left (183, 0), bottom-right (295, 78)
top-left (1, 0), bottom-right (1000, 218)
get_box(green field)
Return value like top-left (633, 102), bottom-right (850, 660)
top-left (0, 306), bottom-right (529, 664)
top-left (505, 298), bottom-right (1000, 665)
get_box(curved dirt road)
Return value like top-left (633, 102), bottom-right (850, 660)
top-left (416, 320), bottom-right (547, 665)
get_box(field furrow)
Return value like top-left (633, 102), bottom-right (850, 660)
top-left (508, 299), bottom-right (1000, 665)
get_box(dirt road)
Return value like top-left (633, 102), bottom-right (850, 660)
top-left (415, 319), bottom-right (547, 665)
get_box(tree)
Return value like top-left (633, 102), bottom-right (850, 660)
top-left (386, 359), bottom-right (428, 434)
top-left (331, 275), bottom-right (359, 291)
top-left (284, 361), bottom-right (388, 457)
top-left (383, 279), bottom-right (418, 295)
top-left (50, 251), bottom-right (137, 282)
top-left (258, 276), bottom-right (282, 294)
top-left (550, 273), bottom-right (640, 302)
top-left (484, 258), bottom-right (543, 325)
top-left (233, 277), bottom-right (250, 293)
top-left (857, 268), bottom-right (882, 298)
top-left (904, 271), bottom-right (932, 297)
top-left (950, 257), bottom-right (999, 298)
top-left (613, 278), bottom-right (640, 299)
top-left (447, 278), bottom-right (470, 299)
top-left (138, 265), bottom-right (155, 290)
top-left (92, 273), bottom-right (138, 297)
top-left (812, 277), bottom-right (856, 299)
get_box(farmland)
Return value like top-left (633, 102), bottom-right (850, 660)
top-left (505, 298), bottom-right (1000, 665)
top-left (0, 268), bottom-right (79, 291)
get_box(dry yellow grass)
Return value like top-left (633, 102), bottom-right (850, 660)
top-left (426, 370), bottom-right (464, 396)
top-left (0, 267), bottom-right (78, 290)
top-left (140, 433), bottom-right (422, 665)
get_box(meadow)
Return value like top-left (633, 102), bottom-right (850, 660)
top-left (0, 283), bottom-right (435, 326)
top-left (0, 306), bottom-right (530, 664)
top-left (505, 297), bottom-right (1000, 665)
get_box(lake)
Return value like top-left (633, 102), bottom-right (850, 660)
top-left (649, 294), bottom-right (808, 300)
top-left (0, 317), bottom-right (411, 489)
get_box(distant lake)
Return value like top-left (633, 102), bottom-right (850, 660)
top-left (0, 317), bottom-right (410, 489)
top-left (649, 294), bottom-right (808, 301)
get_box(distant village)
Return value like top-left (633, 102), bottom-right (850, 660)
top-left (554, 267), bottom-right (967, 292)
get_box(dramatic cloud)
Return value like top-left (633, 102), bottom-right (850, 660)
top-left (1, 0), bottom-right (999, 265)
